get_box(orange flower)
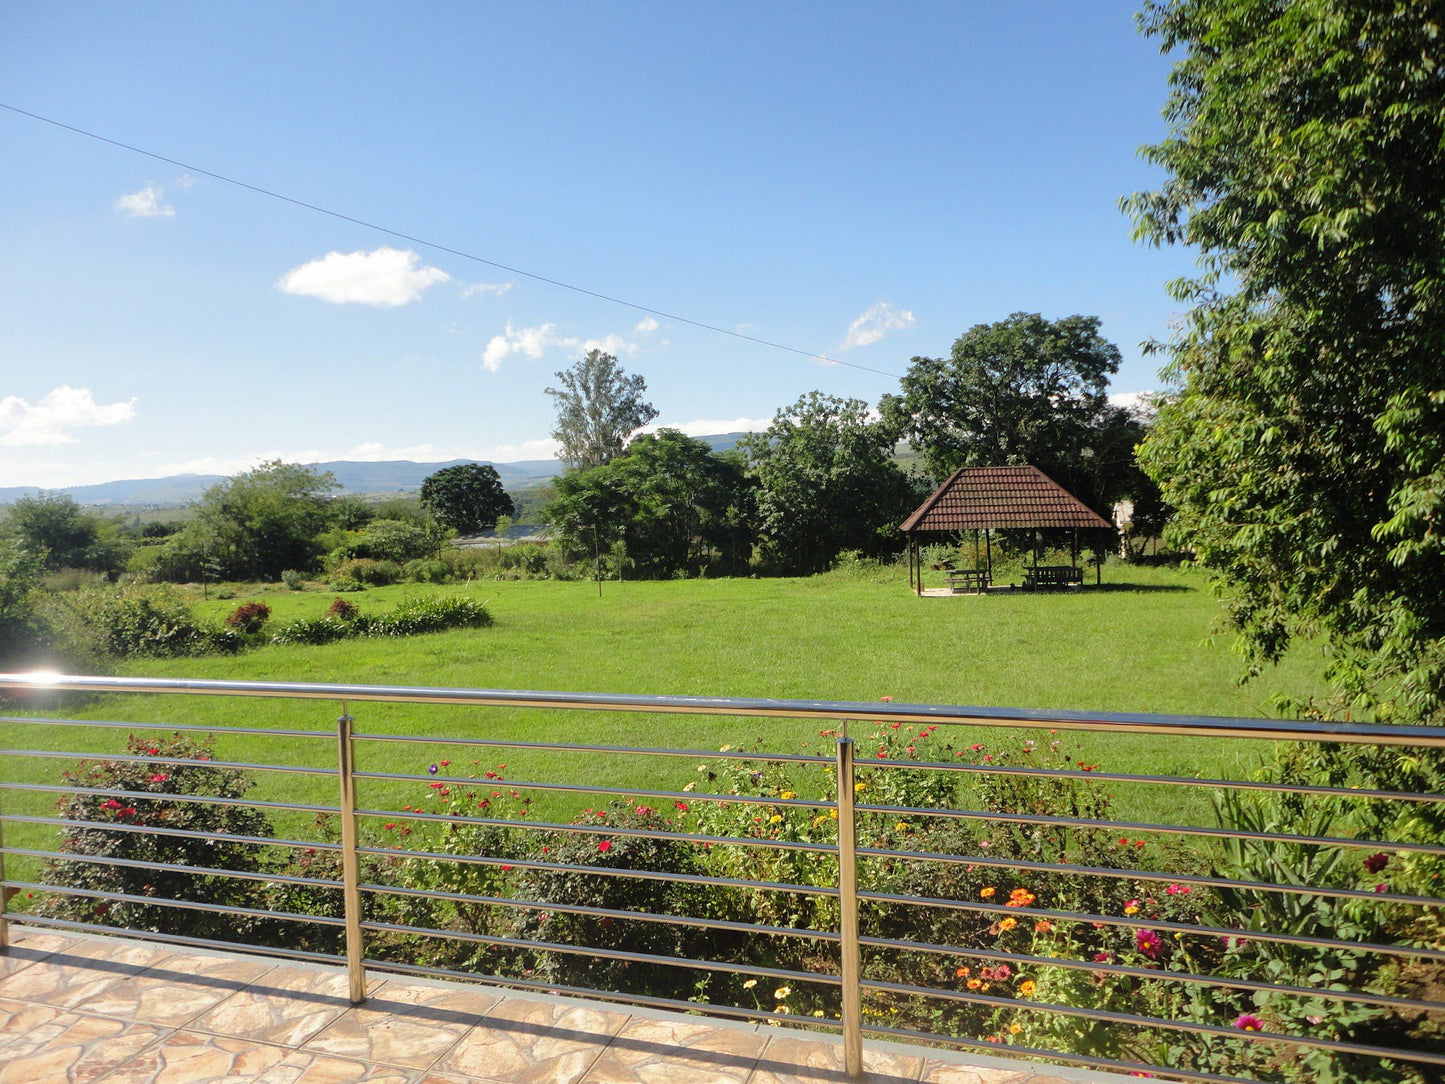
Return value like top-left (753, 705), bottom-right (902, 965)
top-left (966, 978), bottom-right (981, 990)
top-left (1033, 920), bottom-right (1053, 933)
top-left (998, 917), bottom-right (1018, 931)
top-left (980, 886), bottom-right (996, 899)
top-left (955, 966), bottom-right (971, 978)
top-left (1018, 980), bottom-right (1037, 996)
top-left (1006, 889), bottom-right (1036, 907)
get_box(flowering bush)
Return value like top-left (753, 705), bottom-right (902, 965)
top-left (224, 600), bottom-right (271, 634)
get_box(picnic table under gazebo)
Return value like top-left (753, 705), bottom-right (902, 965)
top-left (899, 464), bottom-right (1113, 596)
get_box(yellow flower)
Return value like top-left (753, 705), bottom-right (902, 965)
top-left (1008, 1022), bottom-right (1023, 1035)
top-left (1019, 980), bottom-right (1037, 996)
top-left (719, 744), bottom-right (732, 752)
top-left (774, 985), bottom-right (792, 999)
top-left (811, 1009), bottom-right (825, 1018)
top-left (742, 979), bottom-right (758, 989)
top-left (895, 821), bottom-right (910, 832)
top-left (829, 808), bottom-right (838, 819)
top-left (780, 790), bottom-right (796, 800)
top-left (980, 886), bottom-right (996, 899)
top-left (1123, 904), bottom-right (1140, 915)
top-left (769, 814), bottom-right (783, 824)
top-left (998, 917), bottom-right (1017, 931)
top-left (854, 781), bottom-right (867, 793)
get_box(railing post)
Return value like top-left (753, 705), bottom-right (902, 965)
top-left (336, 704), bottom-right (365, 1004)
top-left (0, 784), bottom-right (9, 953)
top-left (836, 734), bottom-right (863, 1077)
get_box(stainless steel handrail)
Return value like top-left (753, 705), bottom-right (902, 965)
top-left (1, 671), bottom-right (1442, 1083)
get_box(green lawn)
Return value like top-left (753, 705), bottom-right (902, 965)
top-left (1, 564), bottom-right (1330, 869)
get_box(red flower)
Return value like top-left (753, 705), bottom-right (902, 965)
top-left (675, 801), bottom-right (689, 812)
top-left (1363, 852), bottom-right (1389, 874)
top-left (149, 773), bottom-right (168, 783)
top-left (1134, 929), bottom-right (1163, 959)
top-left (1232, 1013), bottom-right (1264, 1032)
top-left (440, 759), bottom-right (451, 767)
top-left (598, 840), bottom-right (612, 853)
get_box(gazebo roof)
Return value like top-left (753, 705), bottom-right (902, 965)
top-left (900, 465), bottom-right (1112, 533)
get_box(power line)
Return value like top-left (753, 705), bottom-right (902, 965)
top-left (1, 102), bottom-right (904, 381)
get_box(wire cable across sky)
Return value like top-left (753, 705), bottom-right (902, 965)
top-left (1, 102), bottom-right (903, 381)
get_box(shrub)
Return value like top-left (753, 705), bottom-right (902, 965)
top-left (439, 547), bottom-right (497, 581)
top-left (332, 558), bottom-right (403, 586)
top-left (224, 601), bottom-right (271, 635)
top-left (270, 596), bottom-right (492, 645)
top-left (325, 596), bottom-right (358, 621)
top-left (43, 585), bottom-right (239, 661)
top-left (270, 617), bottom-right (353, 646)
top-left (36, 733), bottom-right (277, 942)
top-left (280, 569), bottom-right (307, 590)
top-left (403, 558), bottom-right (449, 584)
top-left (328, 579), bottom-right (365, 592)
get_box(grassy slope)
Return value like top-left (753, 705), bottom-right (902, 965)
top-left (2, 565), bottom-right (1328, 857)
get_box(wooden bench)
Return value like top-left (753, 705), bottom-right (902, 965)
top-left (1022, 565), bottom-right (1082, 590)
top-left (945, 569), bottom-right (991, 594)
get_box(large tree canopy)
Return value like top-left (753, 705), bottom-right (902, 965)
top-left (744, 392), bottom-right (918, 575)
top-left (546, 350), bottom-right (659, 472)
top-left (1128, 1), bottom-right (1445, 723)
top-left (2, 492), bottom-right (131, 572)
top-left (880, 312), bottom-right (1142, 515)
top-left (420, 463), bottom-right (514, 535)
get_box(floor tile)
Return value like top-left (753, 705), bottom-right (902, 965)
top-left (253, 1049), bottom-right (418, 1083)
top-left (433, 996), bottom-right (631, 1084)
top-left (77, 953), bottom-right (274, 1027)
top-left (918, 1060), bottom-right (1034, 1083)
top-left (85, 1031), bottom-right (291, 1083)
top-left (187, 966), bottom-right (371, 1049)
top-left (750, 1034), bottom-right (924, 1084)
top-left (0, 1009), bottom-right (168, 1084)
top-left (580, 1016), bottom-right (767, 1083)
top-left (0, 938), bottom-right (172, 1010)
top-left (302, 978), bottom-right (499, 1069)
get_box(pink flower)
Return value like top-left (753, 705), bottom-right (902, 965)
top-left (1166, 883), bottom-right (1190, 895)
top-left (879, 696), bottom-right (893, 702)
top-left (1135, 929), bottom-right (1162, 959)
top-left (1232, 1013), bottom-right (1264, 1032)
top-left (1092, 952), bottom-right (1111, 963)
top-left (1363, 852), bottom-right (1389, 874)
top-left (597, 840), bottom-right (612, 853)
top-left (148, 773), bottom-right (169, 783)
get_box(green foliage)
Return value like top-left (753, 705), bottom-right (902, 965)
top-left (0, 540), bottom-right (48, 668)
top-left (167, 461), bottom-right (338, 582)
top-left (44, 585), bottom-right (239, 662)
top-left (280, 569), bottom-right (307, 590)
top-left (743, 392), bottom-right (919, 574)
top-left (37, 733), bottom-right (277, 941)
top-left (1128, 1), bottom-right (1445, 724)
top-left (880, 312), bottom-right (1145, 520)
top-left (544, 429), bottom-right (755, 578)
top-left (419, 464), bottom-right (515, 535)
top-left (270, 595), bottom-right (493, 644)
top-left (332, 557), bottom-right (404, 587)
top-left (546, 349), bottom-right (659, 471)
top-left (2, 492), bottom-right (132, 573)
top-left (403, 558), bottom-right (449, 583)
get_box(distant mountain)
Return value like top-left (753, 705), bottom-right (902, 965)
top-left (0, 433), bottom-right (754, 508)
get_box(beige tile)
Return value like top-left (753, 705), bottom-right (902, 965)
top-left (187, 966), bottom-right (370, 1048)
top-left (918, 1059), bottom-right (1034, 1084)
top-left (0, 935), bottom-right (71, 979)
top-left (0, 1009), bottom-right (168, 1083)
top-left (0, 938), bottom-right (171, 1009)
top-left (77, 953), bottom-right (274, 1027)
top-left (435, 996), bottom-right (630, 1084)
top-left (581, 1016), bottom-right (767, 1083)
top-left (84, 1031), bottom-right (292, 1083)
top-left (253, 1049), bottom-right (419, 1083)
top-left (303, 979), bottom-right (499, 1069)
top-left (750, 1034), bottom-right (924, 1084)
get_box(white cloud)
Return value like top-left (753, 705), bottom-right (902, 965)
top-left (481, 320), bottom-right (646, 372)
top-left (1109, 391), bottom-right (1163, 419)
top-left (842, 301), bottom-right (916, 350)
top-left (276, 246), bottom-right (450, 307)
top-left (0, 386), bottom-right (138, 446)
top-left (634, 316), bottom-right (659, 336)
top-left (115, 184), bottom-right (174, 218)
top-left (461, 281), bottom-right (515, 298)
top-left (642, 417), bottom-right (773, 438)
top-left (175, 173), bottom-right (195, 189)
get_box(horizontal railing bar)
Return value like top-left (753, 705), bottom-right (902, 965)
top-left (360, 918), bottom-right (844, 985)
top-left (366, 956), bottom-right (840, 1031)
top-left (861, 1022), bottom-right (1247, 1084)
top-left (856, 934), bottom-right (1445, 1013)
top-left (360, 880), bottom-right (839, 942)
top-left (3, 848), bottom-right (343, 891)
top-left (857, 755), bottom-right (1445, 805)
top-left (353, 843), bottom-right (839, 897)
top-left (0, 715), bottom-right (333, 739)
top-left (0, 749), bottom-right (331, 777)
top-left (353, 806), bottom-right (837, 854)
top-left (5, 880), bottom-right (347, 927)
top-left (856, 801), bottom-right (1445, 856)
top-left (854, 845), bottom-right (1445, 908)
top-left (7, 914), bottom-right (347, 967)
top-left (2, 814), bottom-right (341, 853)
top-left (0, 781), bottom-right (337, 816)
top-left (859, 975), bottom-right (1445, 1065)
top-left (355, 732), bottom-right (834, 765)
top-left (354, 769), bottom-right (832, 810)
top-left (860, 891), bottom-right (1445, 962)
top-left (7, 674), bottom-right (1443, 748)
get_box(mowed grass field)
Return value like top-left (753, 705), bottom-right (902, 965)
top-left (1, 564), bottom-right (1332, 873)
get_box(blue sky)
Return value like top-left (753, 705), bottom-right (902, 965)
top-left (0, 2), bottom-right (1194, 488)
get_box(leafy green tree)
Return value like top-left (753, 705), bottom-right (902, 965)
top-left (743, 393), bottom-right (918, 574)
top-left (0, 540), bottom-right (47, 667)
top-left (419, 463), bottom-right (515, 535)
top-left (168, 461), bottom-right (338, 582)
top-left (1127, 0), bottom-right (1445, 724)
top-left (544, 429), bottom-right (753, 577)
top-left (2, 492), bottom-right (131, 572)
top-left (546, 350), bottom-right (659, 471)
top-left (880, 313), bottom-right (1139, 515)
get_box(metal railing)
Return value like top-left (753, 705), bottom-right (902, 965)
top-left (1, 672), bottom-right (1442, 1082)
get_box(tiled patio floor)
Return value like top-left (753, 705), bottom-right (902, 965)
top-left (0, 926), bottom-right (1126, 1083)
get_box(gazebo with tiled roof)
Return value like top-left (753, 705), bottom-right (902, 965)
top-left (899, 464), bottom-right (1112, 595)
